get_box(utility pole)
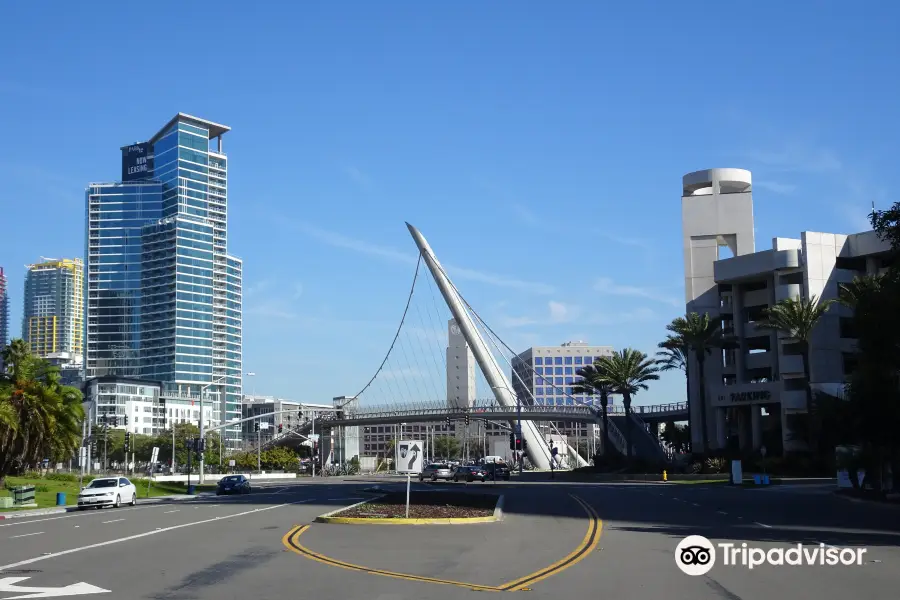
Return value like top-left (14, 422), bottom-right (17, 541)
top-left (257, 426), bottom-right (261, 472)
top-left (171, 426), bottom-right (176, 474)
top-left (516, 395), bottom-right (523, 475)
top-left (311, 412), bottom-right (315, 479)
top-left (103, 424), bottom-right (109, 473)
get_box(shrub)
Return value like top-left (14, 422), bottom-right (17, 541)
top-left (35, 485), bottom-right (49, 493)
top-left (704, 457), bottom-right (728, 474)
top-left (687, 461), bottom-right (703, 474)
top-left (44, 473), bottom-right (80, 483)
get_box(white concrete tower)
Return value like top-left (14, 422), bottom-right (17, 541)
top-left (446, 318), bottom-right (477, 409)
top-left (682, 168), bottom-right (755, 451)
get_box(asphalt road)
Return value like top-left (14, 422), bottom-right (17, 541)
top-left (0, 478), bottom-right (896, 599)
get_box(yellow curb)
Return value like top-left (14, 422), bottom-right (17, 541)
top-left (284, 493), bottom-right (601, 591)
top-left (315, 493), bottom-right (505, 525)
top-left (315, 514), bottom-right (498, 525)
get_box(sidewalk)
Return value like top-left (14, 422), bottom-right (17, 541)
top-left (0, 491), bottom-right (215, 520)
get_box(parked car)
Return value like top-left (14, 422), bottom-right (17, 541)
top-left (419, 463), bottom-right (454, 482)
top-left (78, 477), bottom-right (137, 509)
top-left (453, 465), bottom-right (487, 482)
top-left (217, 475), bottom-right (251, 495)
top-left (483, 463), bottom-right (511, 481)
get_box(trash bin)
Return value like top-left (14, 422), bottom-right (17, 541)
top-left (187, 485), bottom-right (195, 495)
top-left (56, 492), bottom-right (66, 506)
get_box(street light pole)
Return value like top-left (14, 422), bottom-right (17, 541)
top-left (199, 375), bottom-right (227, 484)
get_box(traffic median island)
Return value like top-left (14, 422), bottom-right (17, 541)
top-left (315, 490), bottom-right (504, 524)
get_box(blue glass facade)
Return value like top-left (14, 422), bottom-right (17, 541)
top-left (85, 114), bottom-right (242, 448)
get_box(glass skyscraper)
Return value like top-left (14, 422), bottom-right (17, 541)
top-left (85, 114), bottom-right (242, 448)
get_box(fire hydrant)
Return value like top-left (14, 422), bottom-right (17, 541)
top-left (663, 470), bottom-right (668, 482)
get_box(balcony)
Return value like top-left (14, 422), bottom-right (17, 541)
top-left (743, 288), bottom-right (770, 307)
top-left (782, 390), bottom-right (807, 410)
top-left (779, 354), bottom-right (804, 375)
top-left (745, 351), bottom-right (774, 371)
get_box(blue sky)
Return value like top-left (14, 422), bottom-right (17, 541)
top-left (2, 2), bottom-right (898, 406)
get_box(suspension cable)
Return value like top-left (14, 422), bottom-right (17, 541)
top-left (352, 254), bottom-right (423, 400)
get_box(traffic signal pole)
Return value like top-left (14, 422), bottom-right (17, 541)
top-left (517, 396), bottom-right (523, 475)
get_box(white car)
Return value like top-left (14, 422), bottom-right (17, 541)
top-left (78, 477), bottom-right (137, 509)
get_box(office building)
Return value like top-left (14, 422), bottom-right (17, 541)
top-left (85, 113), bottom-right (242, 449)
top-left (511, 341), bottom-right (615, 443)
top-left (23, 258), bottom-right (84, 382)
top-left (0, 267), bottom-right (8, 365)
top-left (447, 318), bottom-right (477, 409)
top-left (680, 168), bottom-right (893, 454)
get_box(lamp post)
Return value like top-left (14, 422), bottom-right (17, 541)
top-left (199, 375), bottom-right (228, 484)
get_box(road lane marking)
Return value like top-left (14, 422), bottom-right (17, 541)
top-left (0, 502), bottom-right (300, 571)
top-left (717, 511), bottom-right (728, 515)
top-left (499, 496), bottom-right (601, 591)
top-left (755, 522), bottom-right (773, 528)
top-left (283, 493), bottom-right (602, 593)
top-left (102, 519), bottom-right (125, 524)
top-left (164, 510), bottom-right (180, 514)
top-left (0, 503), bottom-right (180, 528)
top-left (9, 532), bottom-right (43, 539)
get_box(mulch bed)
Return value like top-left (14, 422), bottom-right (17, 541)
top-left (337, 490), bottom-right (498, 519)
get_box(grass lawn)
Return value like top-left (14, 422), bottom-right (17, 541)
top-left (666, 479), bottom-right (730, 485)
top-left (1, 476), bottom-right (216, 511)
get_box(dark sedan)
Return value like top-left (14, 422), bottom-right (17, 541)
top-left (216, 475), bottom-right (251, 495)
top-left (453, 465), bottom-right (488, 482)
top-left (483, 463), bottom-right (511, 481)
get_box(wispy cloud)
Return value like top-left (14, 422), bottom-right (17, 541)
top-left (344, 166), bottom-right (373, 190)
top-left (246, 300), bottom-right (298, 320)
top-left (244, 280), bottom-right (272, 298)
top-left (291, 282), bottom-right (304, 300)
top-left (594, 277), bottom-right (681, 308)
top-left (280, 219), bottom-right (554, 294)
top-left (496, 300), bottom-right (580, 328)
top-left (588, 307), bottom-right (656, 325)
top-left (754, 180), bottom-right (797, 195)
top-left (509, 202), bottom-right (656, 262)
top-left (510, 204), bottom-right (540, 225)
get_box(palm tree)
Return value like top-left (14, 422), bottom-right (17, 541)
top-left (656, 335), bottom-right (691, 446)
top-left (594, 349), bottom-right (661, 460)
top-left (0, 339), bottom-right (84, 486)
top-left (756, 296), bottom-right (835, 449)
top-left (665, 313), bottom-right (722, 454)
top-left (838, 274), bottom-right (883, 310)
top-left (572, 364), bottom-right (614, 457)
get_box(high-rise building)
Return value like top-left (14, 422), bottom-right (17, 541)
top-left (23, 258), bottom-right (84, 359)
top-left (0, 267), bottom-right (8, 365)
top-left (85, 113), bottom-right (243, 448)
top-left (511, 341), bottom-right (615, 442)
top-left (446, 318), bottom-right (477, 409)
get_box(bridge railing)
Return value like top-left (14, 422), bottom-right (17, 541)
top-left (606, 402), bottom-right (688, 416)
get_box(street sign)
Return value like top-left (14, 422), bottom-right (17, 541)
top-left (228, 459), bottom-right (236, 467)
top-left (0, 576), bottom-right (109, 597)
top-left (150, 447), bottom-right (159, 465)
top-left (396, 439), bottom-right (424, 474)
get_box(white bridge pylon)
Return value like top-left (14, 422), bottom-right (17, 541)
top-left (406, 223), bottom-right (587, 470)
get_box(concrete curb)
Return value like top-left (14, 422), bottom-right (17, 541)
top-left (315, 494), bottom-right (504, 525)
top-left (0, 492), bottom-right (214, 520)
top-left (833, 490), bottom-right (900, 510)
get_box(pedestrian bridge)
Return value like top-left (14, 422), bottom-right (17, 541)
top-left (321, 401), bottom-right (688, 428)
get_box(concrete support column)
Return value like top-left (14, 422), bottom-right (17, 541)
top-left (751, 404), bottom-right (762, 450)
top-left (732, 284), bottom-right (746, 380)
top-left (737, 407), bottom-right (750, 451)
top-left (716, 407), bottom-right (727, 448)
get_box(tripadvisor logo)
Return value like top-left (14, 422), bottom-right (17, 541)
top-left (675, 535), bottom-right (867, 575)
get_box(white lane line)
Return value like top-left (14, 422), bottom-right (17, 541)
top-left (717, 511), bottom-right (728, 515)
top-left (102, 519), bottom-right (125, 524)
top-left (0, 503), bottom-right (179, 528)
top-left (164, 510), bottom-right (180, 514)
top-left (755, 522), bottom-right (773, 528)
top-left (0, 501), bottom-right (300, 571)
top-left (9, 532), bottom-right (44, 539)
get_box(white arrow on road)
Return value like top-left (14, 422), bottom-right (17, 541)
top-left (0, 577), bottom-right (109, 599)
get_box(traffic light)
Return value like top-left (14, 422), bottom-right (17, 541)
top-left (523, 438), bottom-right (528, 451)
top-left (254, 421), bottom-right (260, 432)
top-left (100, 414), bottom-right (107, 424)
top-left (90, 439), bottom-right (96, 456)
top-left (514, 436), bottom-right (523, 451)
top-left (464, 413), bottom-right (470, 426)
top-left (124, 432), bottom-right (131, 453)
top-left (509, 432), bottom-right (515, 450)
top-left (112, 415), bottom-right (118, 427)
top-left (445, 416), bottom-right (451, 429)
top-left (124, 415), bottom-right (129, 426)
top-left (278, 423), bottom-right (283, 433)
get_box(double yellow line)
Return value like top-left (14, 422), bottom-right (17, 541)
top-left (282, 493), bottom-right (602, 592)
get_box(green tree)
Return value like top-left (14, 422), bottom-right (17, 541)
top-left (594, 349), bottom-right (660, 460)
top-left (572, 364), bottom-right (614, 457)
top-left (432, 436), bottom-right (461, 460)
top-left (756, 296), bottom-right (835, 450)
top-left (656, 335), bottom-right (690, 442)
top-left (660, 421), bottom-right (691, 454)
top-left (665, 313), bottom-right (723, 453)
top-left (0, 339), bottom-right (84, 486)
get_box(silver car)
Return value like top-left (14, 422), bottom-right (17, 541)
top-left (419, 463), bottom-right (454, 482)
